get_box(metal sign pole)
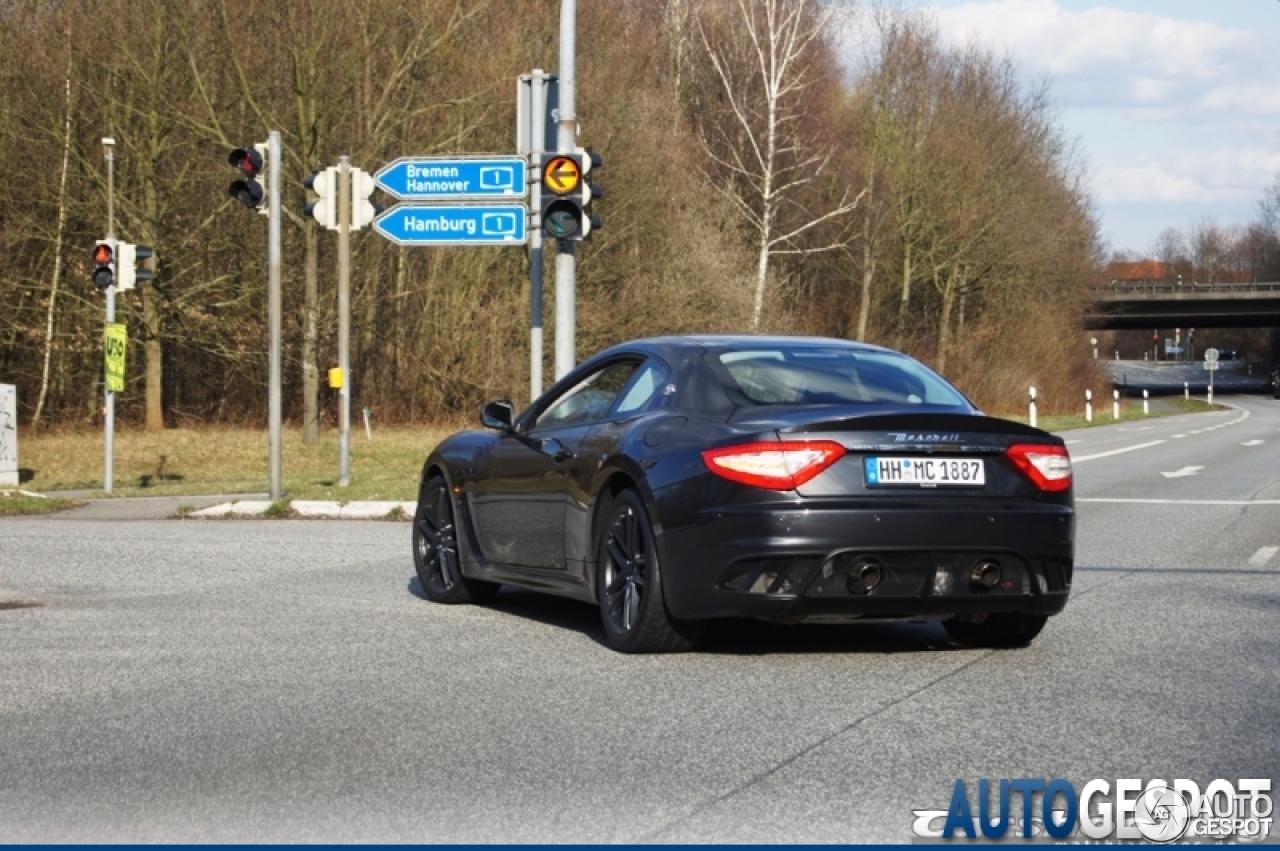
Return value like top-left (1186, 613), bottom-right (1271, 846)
top-left (338, 156), bottom-right (352, 488)
top-left (554, 0), bottom-right (577, 380)
top-left (267, 130), bottom-right (283, 500)
top-left (102, 137), bottom-right (116, 494)
top-left (530, 70), bottom-right (547, 403)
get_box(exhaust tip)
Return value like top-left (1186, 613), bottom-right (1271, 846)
top-left (970, 560), bottom-right (1002, 590)
top-left (844, 556), bottom-right (884, 594)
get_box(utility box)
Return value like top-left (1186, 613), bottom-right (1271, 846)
top-left (0, 384), bottom-right (17, 487)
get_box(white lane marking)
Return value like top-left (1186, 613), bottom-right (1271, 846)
top-left (1243, 439), bottom-right (1265, 447)
top-left (1079, 499), bottom-right (1280, 505)
top-left (1248, 547), bottom-right (1279, 567)
top-left (1172, 434), bottom-right (1186, 439)
top-left (1161, 466), bottom-right (1204, 479)
top-left (1072, 440), bottom-right (1166, 463)
top-left (1118, 426), bottom-right (1154, 432)
top-left (1063, 439), bottom-right (1082, 445)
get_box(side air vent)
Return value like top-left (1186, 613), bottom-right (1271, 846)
top-left (717, 557), bottom-right (822, 596)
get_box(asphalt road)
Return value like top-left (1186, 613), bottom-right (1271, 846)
top-left (1104, 358), bottom-right (1272, 395)
top-left (2, 399), bottom-right (1278, 842)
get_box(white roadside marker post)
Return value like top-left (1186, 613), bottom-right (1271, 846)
top-left (1085, 389), bottom-right (1092, 423)
top-left (1029, 386), bottom-right (1037, 428)
top-left (1113, 389), bottom-right (1120, 420)
top-left (1143, 389), bottom-right (1149, 415)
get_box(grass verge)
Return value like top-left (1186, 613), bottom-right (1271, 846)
top-left (0, 493), bottom-right (79, 516)
top-left (18, 424), bottom-right (460, 501)
top-left (1008, 397), bottom-right (1226, 432)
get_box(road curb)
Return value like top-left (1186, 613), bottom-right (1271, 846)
top-left (188, 499), bottom-right (415, 520)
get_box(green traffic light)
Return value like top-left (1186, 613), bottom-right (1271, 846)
top-left (543, 199), bottom-right (582, 238)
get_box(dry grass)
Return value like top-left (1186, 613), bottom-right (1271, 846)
top-left (0, 494), bottom-right (80, 516)
top-left (19, 423), bottom-right (465, 501)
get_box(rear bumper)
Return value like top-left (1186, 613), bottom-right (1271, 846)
top-left (656, 496), bottom-right (1074, 622)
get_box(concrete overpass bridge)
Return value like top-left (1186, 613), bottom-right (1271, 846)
top-left (1084, 281), bottom-right (1280, 329)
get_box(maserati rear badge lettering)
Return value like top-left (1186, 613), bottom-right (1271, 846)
top-left (891, 433), bottom-right (962, 443)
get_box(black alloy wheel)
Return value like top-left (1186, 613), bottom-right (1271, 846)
top-left (596, 489), bottom-right (703, 653)
top-left (413, 474), bottom-right (498, 604)
top-left (943, 612), bottom-right (1048, 648)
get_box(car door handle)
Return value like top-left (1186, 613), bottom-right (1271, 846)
top-left (540, 439), bottom-right (575, 463)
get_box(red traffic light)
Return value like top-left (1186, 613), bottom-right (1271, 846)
top-left (92, 240), bottom-right (114, 290)
top-left (228, 145), bottom-right (267, 210)
top-left (228, 147), bottom-right (263, 178)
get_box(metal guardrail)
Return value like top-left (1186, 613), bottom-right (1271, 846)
top-left (1100, 280), bottom-right (1280, 294)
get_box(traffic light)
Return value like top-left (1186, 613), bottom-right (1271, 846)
top-left (304, 166), bottom-right (377, 231)
top-left (92, 240), bottom-right (114, 290)
top-left (539, 151), bottom-right (602, 241)
top-left (580, 148), bottom-right (603, 238)
top-left (540, 153), bottom-right (584, 240)
top-left (228, 143), bottom-right (269, 214)
top-left (351, 168), bottom-right (376, 231)
top-left (116, 242), bottom-right (154, 292)
top-left (304, 166), bottom-right (339, 229)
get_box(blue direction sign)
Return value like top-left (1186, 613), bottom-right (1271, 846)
top-left (375, 156), bottom-right (527, 201)
top-left (374, 204), bottom-right (527, 246)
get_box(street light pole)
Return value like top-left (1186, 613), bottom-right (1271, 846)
top-left (267, 131), bottom-right (283, 500)
top-left (337, 156), bottom-right (352, 488)
top-left (554, 0), bottom-right (577, 379)
top-left (102, 136), bottom-right (116, 495)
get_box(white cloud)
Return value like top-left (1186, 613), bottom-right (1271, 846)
top-left (1094, 147), bottom-right (1280, 205)
top-left (1093, 164), bottom-right (1203, 204)
top-left (930, 0), bottom-right (1280, 118)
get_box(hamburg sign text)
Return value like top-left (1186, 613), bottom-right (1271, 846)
top-left (374, 205), bottom-right (528, 246)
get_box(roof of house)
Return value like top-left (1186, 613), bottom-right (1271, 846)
top-left (1105, 260), bottom-right (1169, 281)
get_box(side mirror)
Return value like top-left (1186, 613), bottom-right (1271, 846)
top-left (480, 400), bottom-right (515, 432)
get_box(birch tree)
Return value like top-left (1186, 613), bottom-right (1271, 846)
top-left (33, 29), bottom-right (75, 429)
top-left (695, 0), bottom-right (863, 330)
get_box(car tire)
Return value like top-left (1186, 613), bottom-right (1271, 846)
top-left (413, 474), bottom-right (499, 605)
top-left (595, 489), bottom-right (704, 653)
top-left (943, 613), bottom-right (1048, 648)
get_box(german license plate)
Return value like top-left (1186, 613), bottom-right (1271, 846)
top-left (864, 456), bottom-right (984, 487)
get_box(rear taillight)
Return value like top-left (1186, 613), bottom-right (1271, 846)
top-left (1005, 443), bottom-right (1072, 492)
top-left (702, 440), bottom-right (846, 490)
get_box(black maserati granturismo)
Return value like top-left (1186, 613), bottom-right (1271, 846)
top-left (412, 335), bottom-right (1074, 653)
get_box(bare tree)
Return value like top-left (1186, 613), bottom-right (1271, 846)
top-left (695, 0), bottom-right (863, 330)
top-left (33, 26), bottom-right (75, 430)
top-left (1188, 219), bottom-right (1231, 283)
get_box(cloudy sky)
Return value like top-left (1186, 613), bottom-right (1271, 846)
top-left (895, 0), bottom-right (1280, 256)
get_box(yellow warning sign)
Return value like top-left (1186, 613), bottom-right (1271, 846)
top-left (104, 322), bottom-right (127, 393)
top-left (542, 156), bottom-right (581, 195)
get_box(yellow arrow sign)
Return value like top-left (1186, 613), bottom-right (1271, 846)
top-left (105, 323), bottom-right (127, 393)
top-left (542, 156), bottom-right (581, 195)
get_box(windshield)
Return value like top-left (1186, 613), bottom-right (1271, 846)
top-left (709, 347), bottom-right (969, 408)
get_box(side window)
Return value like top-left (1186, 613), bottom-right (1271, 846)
top-left (615, 361), bottom-right (668, 415)
top-left (533, 361), bottom-right (639, 430)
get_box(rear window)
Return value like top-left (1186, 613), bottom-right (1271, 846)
top-left (710, 347), bottom-right (968, 407)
